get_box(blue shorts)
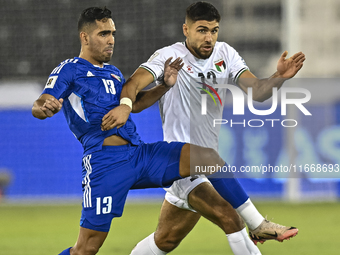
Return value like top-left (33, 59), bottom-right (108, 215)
top-left (80, 141), bottom-right (185, 232)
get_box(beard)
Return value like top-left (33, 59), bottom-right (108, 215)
top-left (192, 44), bottom-right (214, 59)
top-left (90, 45), bottom-right (113, 63)
top-left (93, 54), bottom-right (112, 64)
top-left (102, 53), bottom-right (112, 63)
top-left (101, 49), bottom-right (114, 63)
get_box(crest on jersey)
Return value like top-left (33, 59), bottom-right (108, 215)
top-left (214, 59), bottom-right (226, 73)
top-left (45, 76), bottom-right (58, 89)
top-left (111, 73), bottom-right (121, 82)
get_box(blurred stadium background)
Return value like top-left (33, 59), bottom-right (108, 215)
top-left (0, 0), bottom-right (340, 254)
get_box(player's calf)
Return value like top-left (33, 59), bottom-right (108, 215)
top-left (188, 182), bottom-right (245, 235)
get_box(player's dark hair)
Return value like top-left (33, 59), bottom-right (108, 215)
top-left (78, 7), bottom-right (112, 32)
top-left (186, 1), bottom-right (221, 23)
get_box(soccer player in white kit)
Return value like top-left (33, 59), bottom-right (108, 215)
top-left (109, 2), bottom-right (305, 255)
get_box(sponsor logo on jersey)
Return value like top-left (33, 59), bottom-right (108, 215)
top-left (45, 76), bottom-right (58, 89)
top-left (186, 65), bottom-right (194, 74)
top-left (214, 59), bottom-right (226, 73)
top-left (87, 71), bottom-right (95, 77)
top-left (111, 73), bottom-right (121, 82)
top-left (196, 81), bottom-right (222, 106)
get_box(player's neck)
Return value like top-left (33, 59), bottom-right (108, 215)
top-left (79, 51), bottom-right (104, 68)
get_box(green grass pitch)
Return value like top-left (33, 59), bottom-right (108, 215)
top-left (0, 201), bottom-right (339, 254)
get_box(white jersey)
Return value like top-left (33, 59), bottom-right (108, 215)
top-left (140, 42), bottom-right (248, 150)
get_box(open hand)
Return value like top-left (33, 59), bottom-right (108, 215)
top-left (163, 57), bottom-right (184, 87)
top-left (277, 51), bottom-right (306, 78)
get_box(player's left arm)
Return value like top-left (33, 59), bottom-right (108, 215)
top-left (132, 84), bottom-right (170, 113)
top-left (237, 51), bottom-right (306, 102)
top-left (101, 57), bottom-right (183, 130)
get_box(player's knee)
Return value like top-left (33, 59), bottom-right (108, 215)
top-left (203, 147), bottom-right (216, 159)
top-left (199, 147), bottom-right (222, 166)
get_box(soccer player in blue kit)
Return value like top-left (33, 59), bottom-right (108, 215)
top-left (32, 7), bottom-right (247, 255)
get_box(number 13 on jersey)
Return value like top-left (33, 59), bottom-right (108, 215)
top-left (96, 196), bottom-right (112, 215)
top-left (102, 79), bottom-right (116, 95)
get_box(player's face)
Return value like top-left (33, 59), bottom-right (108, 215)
top-left (183, 20), bottom-right (219, 59)
top-left (87, 19), bottom-right (116, 65)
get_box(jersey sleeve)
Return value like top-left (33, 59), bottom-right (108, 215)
top-left (42, 61), bottom-right (76, 99)
top-left (226, 44), bottom-right (249, 83)
top-left (139, 47), bottom-right (173, 82)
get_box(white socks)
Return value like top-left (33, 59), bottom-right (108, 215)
top-left (130, 230), bottom-right (261, 255)
top-left (236, 198), bottom-right (264, 230)
top-left (227, 228), bottom-right (261, 255)
top-left (130, 233), bottom-right (167, 255)
top-left (129, 201), bottom-right (264, 255)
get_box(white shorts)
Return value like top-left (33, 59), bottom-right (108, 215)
top-left (164, 175), bottom-right (210, 212)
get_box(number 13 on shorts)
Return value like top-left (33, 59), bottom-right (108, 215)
top-left (96, 196), bottom-right (112, 215)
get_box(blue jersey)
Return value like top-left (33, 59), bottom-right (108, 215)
top-left (42, 57), bottom-right (142, 155)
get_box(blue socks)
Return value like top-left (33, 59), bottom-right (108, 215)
top-left (59, 247), bottom-right (71, 255)
top-left (209, 164), bottom-right (249, 208)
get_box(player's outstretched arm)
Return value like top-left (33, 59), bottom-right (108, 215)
top-left (132, 57), bottom-right (184, 113)
top-left (238, 51), bottom-right (306, 102)
top-left (32, 94), bottom-right (63, 120)
top-left (101, 57), bottom-right (183, 130)
top-left (276, 51), bottom-right (305, 78)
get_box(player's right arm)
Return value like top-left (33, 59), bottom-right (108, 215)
top-left (237, 51), bottom-right (305, 102)
top-left (32, 59), bottom-right (75, 120)
top-left (32, 94), bottom-right (63, 120)
top-left (101, 56), bottom-right (183, 130)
